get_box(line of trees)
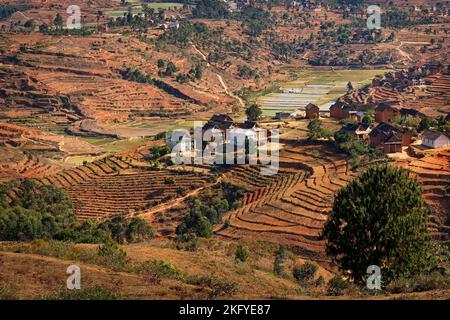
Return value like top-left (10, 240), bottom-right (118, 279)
top-left (0, 179), bottom-right (154, 243)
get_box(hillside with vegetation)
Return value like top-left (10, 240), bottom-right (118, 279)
top-left (0, 0), bottom-right (449, 300)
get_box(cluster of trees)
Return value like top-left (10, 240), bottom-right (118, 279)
top-left (107, 5), bottom-right (159, 31)
top-left (176, 182), bottom-right (244, 239)
top-left (238, 6), bottom-right (274, 37)
top-left (150, 145), bottom-right (171, 159)
top-left (334, 130), bottom-right (382, 167)
top-left (0, 4), bottom-right (32, 19)
top-left (309, 48), bottom-right (393, 66)
top-left (0, 179), bottom-right (154, 243)
top-left (121, 67), bottom-right (154, 84)
top-left (417, 116), bottom-right (450, 135)
top-left (307, 119), bottom-right (333, 141)
top-left (238, 65), bottom-right (258, 79)
top-left (192, 0), bottom-right (230, 19)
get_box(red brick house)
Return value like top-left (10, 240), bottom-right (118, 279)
top-left (305, 103), bottom-right (320, 119)
top-left (369, 122), bottom-right (411, 153)
top-left (330, 101), bottom-right (345, 119)
top-left (375, 103), bottom-right (398, 123)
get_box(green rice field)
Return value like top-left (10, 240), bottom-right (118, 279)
top-left (257, 68), bottom-right (394, 117)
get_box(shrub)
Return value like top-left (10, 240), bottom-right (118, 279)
top-left (176, 73), bottom-right (189, 84)
top-left (315, 276), bottom-right (325, 287)
top-left (208, 280), bottom-right (238, 299)
top-left (176, 210), bottom-right (212, 238)
top-left (0, 284), bottom-right (16, 300)
top-left (135, 259), bottom-right (181, 280)
top-left (386, 272), bottom-right (450, 294)
top-left (40, 286), bottom-right (123, 300)
top-left (326, 276), bottom-right (351, 296)
top-left (97, 239), bottom-right (129, 270)
top-left (185, 274), bottom-right (237, 299)
top-left (164, 177), bottom-right (175, 185)
top-left (235, 244), bottom-right (249, 263)
top-left (293, 262), bottom-right (318, 284)
top-left (273, 245), bottom-right (287, 277)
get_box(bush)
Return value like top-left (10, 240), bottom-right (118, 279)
top-left (164, 177), bottom-right (175, 185)
top-left (293, 262), bottom-right (318, 284)
top-left (135, 259), bottom-right (181, 280)
top-left (40, 286), bottom-right (123, 300)
top-left (97, 239), bottom-right (129, 270)
top-left (273, 245), bottom-right (287, 277)
top-left (315, 276), bottom-right (325, 287)
top-left (386, 272), bottom-right (450, 294)
top-left (326, 276), bottom-right (351, 296)
top-left (185, 275), bottom-right (237, 299)
top-left (235, 244), bottom-right (249, 263)
top-left (0, 284), bottom-right (16, 300)
top-left (208, 280), bottom-right (238, 299)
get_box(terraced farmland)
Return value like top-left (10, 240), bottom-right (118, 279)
top-left (38, 157), bottom-right (211, 222)
top-left (216, 143), bottom-right (358, 258)
top-left (218, 142), bottom-right (450, 256)
top-left (257, 69), bottom-right (392, 116)
top-left (399, 150), bottom-right (450, 244)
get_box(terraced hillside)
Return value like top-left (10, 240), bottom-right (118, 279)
top-left (38, 157), bottom-right (212, 224)
top-left (0, 65), bottom-right (82, 132)
top-left (400, 149), bottom-right (450, 245)
top-left (0, 32), bottom-right (232, 125)
top-left (343, 72), bottom-right (450, 118)
top-left (216, 143), bottom-right (358, 258)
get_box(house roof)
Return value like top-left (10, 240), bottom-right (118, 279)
top-left (275, 112), bottom-right (291, 118)
top-left (369, 122), bottom-right (398, 137)
top-left (399, 108), bottom-right (425, 118)
top-left (422, 130), bottom-right (448, 141)
top-left (342, 105), bottom-right (356, 112)
top-left (210, 114), bottom-right (233, 123)
top-left (237, 121), bottom-right (259, 130)
top-left (385, 132), bottom-right (404, 144)
top-left (340, 123), bottom-right (371, 133)
top-left (203, 120), bottom-right (235, 131)
top-left (305, 103), bottom-right (319, 110)
top-left (376, 103), bottom-right (396, 112)
top-left (330, 101), bottom-right (344, 109)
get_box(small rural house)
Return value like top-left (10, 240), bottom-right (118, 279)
top-left (421, 130), bottom-right (449, 149)
top-left (369, 122), bottom-right (412, 153)
top-left (375, 103), bottom-right (398, 123)
top-left (339, 123), bottom-right (372, 140)
top-left (275, 112), bottom-right (291, 120)
top-left (305, 103), bottom-right (320, 119)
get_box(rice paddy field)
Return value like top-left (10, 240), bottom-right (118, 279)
top-left (257, 69), bottom-right (394, 116)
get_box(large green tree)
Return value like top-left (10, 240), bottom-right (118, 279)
top-left (321, 164), bottom-right (435, 285)
top-left (245, 104), bottom-right (262, 122)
